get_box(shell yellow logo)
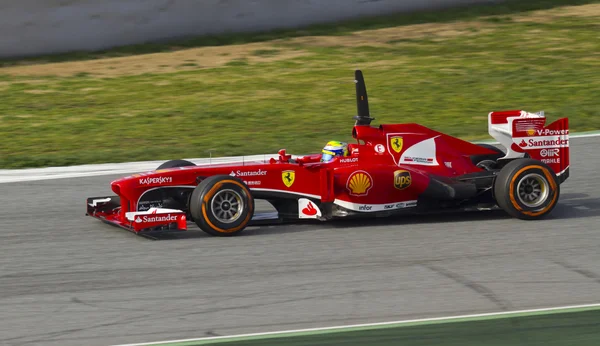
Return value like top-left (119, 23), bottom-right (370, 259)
top-left (526, 128), bottom-right (536, 136)
top-left (346, 171), bottom-right (373, 196)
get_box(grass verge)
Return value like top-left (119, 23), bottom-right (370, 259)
top-left (1, 0), bottom-right (599, 168)
top-left (196, 308), bottom-right (600, 346)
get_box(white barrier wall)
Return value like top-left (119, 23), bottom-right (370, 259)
top-left (0, 0), bottom-right (502, 58)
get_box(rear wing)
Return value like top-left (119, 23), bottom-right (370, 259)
top-left (488, 110), bottom-right (569, 180)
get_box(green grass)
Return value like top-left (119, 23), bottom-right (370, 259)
top-left (193, 308), bottom-right (600, 346)
top-left (129, 306), bottom-right (600, 345)
top-left (0, 0), bottom-right (599, 169)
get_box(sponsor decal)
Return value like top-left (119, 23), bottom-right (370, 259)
top-left (301, 202), bottom-right (318, 216)
top-left (516, 136), bottom-right (569, 149)
top-left (374, 144), bottom-right (385, 153)
top-left (536, 128), bottom-right (569, 136)
top-left (282, 170), bottom-right (295, 188)
top-left (298, 198), bottom-right (322, 218)
top-left (139, 176), bottom-right (172, 185)
top-left (346, 171), bottom-right (373, 196)
top-left (135, 214), bottom-right (178, 223)
top-left (138, 200), bottom-right (164, 211)
top-left (542, 158), bottom-right (560, 164)
top-left (390, 136), bottom-right (403, 153)
top-left (393, 170), bottom-right (412, 190)
top-left (397, 137), bottom-right (439, 166)
top-left (334, 199), bottom-right (418, 212)
top-left (402, 156), bottom-right (434, 164)
top-left (340, 157), bottom-right (359, 163)
top-left (514, 119), bottom-right (544, 136)
top-left (444, 162), bottom-right (452, 168)
top-left (230, 169), bottom-right (268, 177)
top-left (394, 201), bottom-right (416, 209)
top-left (394, 201), bottom-right (416, 208)
top-left (540, 148), bottom-right (560, 158)
top-left (244, 180), bottom-right (262, 186)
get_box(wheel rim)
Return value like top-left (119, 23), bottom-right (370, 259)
top-left (210, 189), bottom-right (244, 224)
top-left (516, 173), bottom-right (550, 208)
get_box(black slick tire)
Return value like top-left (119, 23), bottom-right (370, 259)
top-left (493, 158), bottom-right (560, 220)
top-left (189, 175), bottom-right (254, 236)
top-left (156, 159), bottom-right (196, 170)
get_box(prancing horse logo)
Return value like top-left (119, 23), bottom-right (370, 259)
top-left (390, 136), bottom-right (403, 153)
top-left (282, 170), bottom-right (295, 188)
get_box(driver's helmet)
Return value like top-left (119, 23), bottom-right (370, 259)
top-left (320, 140), bottom-right (349, 162)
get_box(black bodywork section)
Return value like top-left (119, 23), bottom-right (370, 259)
top-left (353, 70), bottom-right (375, 126)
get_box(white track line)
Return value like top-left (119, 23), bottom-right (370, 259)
top-left (1, 132), bottom-right (598, 184)
top-left (113, 302), bottom-right (600, 346)
top-left (0, 154), bottom-right (289, 184)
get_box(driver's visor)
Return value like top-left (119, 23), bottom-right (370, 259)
top-left (320, 150), bottom-right (336, 162)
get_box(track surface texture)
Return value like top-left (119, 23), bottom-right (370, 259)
top-left (1, 138), bottom-right (599, 346)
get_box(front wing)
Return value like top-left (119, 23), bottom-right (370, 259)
top-left (86, 195), bottom-right (289, 238)
top-left (86, 196), bottom-right (188, 238)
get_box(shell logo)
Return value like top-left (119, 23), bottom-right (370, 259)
top-left (346, 171), bottom-right (373, 196)
top-left (526, 128), bottom-right (535, 136)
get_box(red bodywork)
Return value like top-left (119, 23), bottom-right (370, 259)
top-left (112, 124), bottom-right (496, 205)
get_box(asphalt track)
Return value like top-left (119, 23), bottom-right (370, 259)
top-left (1, 137), bottom-right (599, 346)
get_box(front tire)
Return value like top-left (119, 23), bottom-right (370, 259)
top-left (189, 175), bottom-right (254, 236)
top-left (156, 159), bottom-right (196, 170)
top-left (493, 158), bottom-right (559, 220)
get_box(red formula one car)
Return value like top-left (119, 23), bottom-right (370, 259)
top-left (86, 70), bottom-right (570, 238)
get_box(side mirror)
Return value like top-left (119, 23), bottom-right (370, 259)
top-left (278, 149), bottom-right (291, 163)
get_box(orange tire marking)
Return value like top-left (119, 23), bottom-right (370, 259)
top-left (509, 165), bottom-right (557, 216)
top-left (522, 166), bottom-right (558, 217)
top-left (201, 179), bottom-right (253, 234)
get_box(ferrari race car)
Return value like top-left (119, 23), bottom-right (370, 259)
top-left (86, 70), bottom-right (570, 238)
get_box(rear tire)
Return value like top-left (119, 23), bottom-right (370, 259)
top-left (189, 175), bottom-right (254, 236)
top-left (156, 159), bottom-right (196, 170)
top-left (493, 158), bottom-right (559, 220)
